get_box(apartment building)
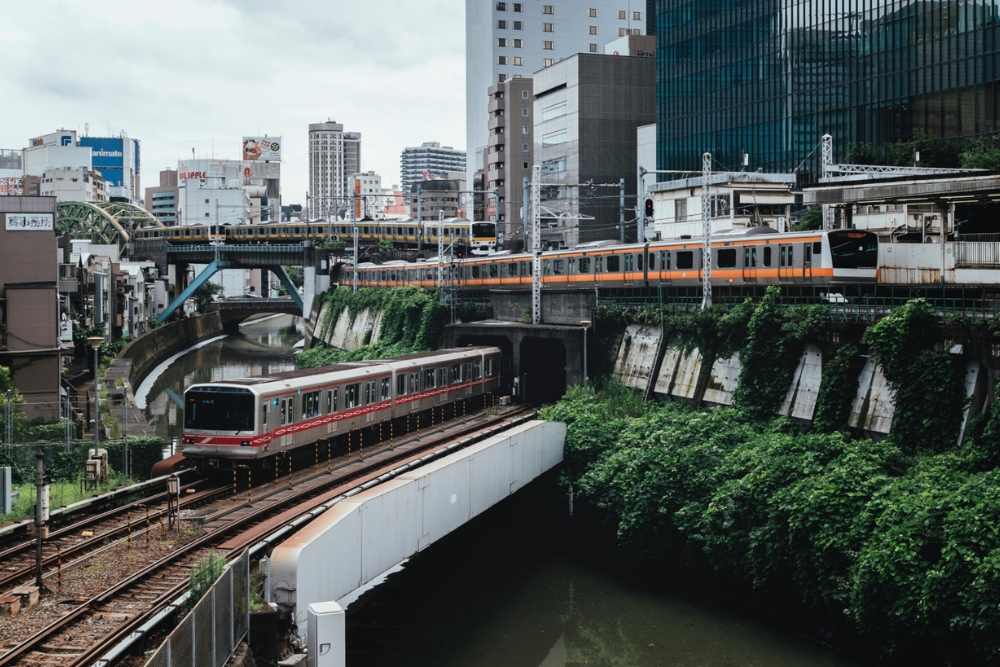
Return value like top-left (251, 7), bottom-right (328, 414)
top-left (308, 121), bottom-right (362, 219)
top-left (485, 77), bottom-right (533, 249)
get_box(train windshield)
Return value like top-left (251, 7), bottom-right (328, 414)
top-left (828, 230), bottom-right (878, 269)
top-left (472, 223), bottom-right (496, 239)
top-left (184, 386), bottom-right (254, 432)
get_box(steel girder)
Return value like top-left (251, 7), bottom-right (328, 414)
top-left (56, 201), bottom-right (164, 251)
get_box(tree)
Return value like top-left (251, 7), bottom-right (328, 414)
top-left (793, 205), bottom-right (823, 231)
top-left (192, 281), bottom-right (224, 312)
top-left (960, 136), bottom-right (1000, 170)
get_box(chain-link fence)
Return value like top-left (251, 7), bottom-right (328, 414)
top-left (145, 551), bottom-right (250, 667)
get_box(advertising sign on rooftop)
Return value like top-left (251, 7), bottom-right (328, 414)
top-left (0, 178), bottom-right (22, 196)
top-left (242, 136), bottom-right (281, 162)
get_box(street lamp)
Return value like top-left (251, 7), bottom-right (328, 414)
top-left (580, 320), bottom-right (591, 389)
top-left (87, 336), bottom-right (103, 455)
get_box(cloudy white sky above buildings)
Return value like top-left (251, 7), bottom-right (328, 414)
top-left (1, 0), bottom-right (466, 205)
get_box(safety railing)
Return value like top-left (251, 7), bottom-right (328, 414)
top-left (165, 243), bottom-right (306, 254)
top-left (144, 551), bottom-right (250, 667)
top-left (955, 242), bottom-right (1000, 267)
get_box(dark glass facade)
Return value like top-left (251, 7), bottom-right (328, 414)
top-left (655, 0), bottom-right (1000, 181)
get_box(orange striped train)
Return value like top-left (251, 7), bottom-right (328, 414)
top-left (181, 347), bottom-right (501, 471)
top-left (346, 228), bottom-right (879, 289)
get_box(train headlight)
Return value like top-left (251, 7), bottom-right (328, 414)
top-left (241, 440), bottom-right (250, 447)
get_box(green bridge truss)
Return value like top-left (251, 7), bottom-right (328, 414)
top-left (56, 201), bottom-right (164, 252)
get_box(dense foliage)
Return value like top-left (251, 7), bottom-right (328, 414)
top-left (543, 378), bottom-right (1000, 661)
top-left (297, 287), bottom-right (447, 369)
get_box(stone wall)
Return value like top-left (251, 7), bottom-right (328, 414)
top-left (118, 312), bottom-right (224, 388)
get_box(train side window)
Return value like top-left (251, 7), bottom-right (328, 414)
top-left (326, 390), bottom-right (332, 413)
top-left (624, 255), bottom-right (633, 271)
top-left (788, 246), bottom-right (794, 266)
top-left (660, 251), bottom-right (670, 270)
top-left (397, 374), bottom-right (406, 396)
top-left (525, 261), bottom-right (532, 276)
top-left (568, 258), bottom-right (576, 273)
top-left (780, 246), bottom-right (786, 266)
top-left (804, 243), bottom-right (812, 266)
top-left (473, 265), bottom-right (481, 278)
top-left (507, 262), bottom-right (517, 277)
top-left (607, 255), bottom-right (620, 272)
top-left (287, 399), bottom-right (294, 424)
top-left (648, 253), bottom-right (655, 270)
top-left (553, 259), bottom-right (564, 275)
top-left (579, 257), bottom-right (590, 273)
top-left (280, 399), bottom-right (286, 426)
top-left (262, 403), bottom-right (268, 427)
top-left (637, 253), bottom-right (643, 270)
top-left (409, 372), bottom-right (419, 394)
top-left (489, 264), bottom-right (499, 278)
top-left (763, 246), bottom-right (772, 266)
top-left (346, 384), bottom-right (359, 409)
top-left (437, 367), bottom-right (447, 387)
top-left (450, 364), bottom-right (461, 383)
top-left (473, 360), bottom-right (481, 379)
top-left (676, 251), bottom-right (693, 269)
top-left (718, 248), bottom-right (737, 268)
top-left (424, 368), bottom-right (435, 388)
top-left (813, 241), bottom-right (822, 254)
top-left (544, 260), bottom-right (552, 275)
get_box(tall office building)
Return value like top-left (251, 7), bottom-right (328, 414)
top-left (485, 77), bottom-right (533, 248)
top-left (656, 0), bottom-right (1000, 180)
top-left (466, 0), bottom-right (647, 187)
top-left (308, 121), bottom-right (362, 219)
top-left (400, 142), bottom-right (467, 197)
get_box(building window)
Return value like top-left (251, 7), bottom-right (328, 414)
top-left (523, 161), bottom-right (529, 169)
top-left (542, 157), bottom-right (567, 174)
top-left (542, 129), bottom-right (568, 147)
top-left (513, 38), bottom-right (522, 47)
top-left (618, 10), bottom-right (626, 19)
top-left (632, 28), bottom-right (641, 34)
top-left (497, 37), bottom-right (507, 46)
top-left (497, 19), bottom-right (507, 28)
top-left (542, 100), bottom-right (567, 120)
top-left (513, 20), bottom-right (522, 29)
top-left (513, 56), bottom-right (522, 65)
top-left (513, 2), bottom-right (522, 10)
top-left (543, 22), bottom-right (554, 31)
top-left (523, 143), bottom-right (529, 152)
top-left (589, 25), bottom-right (599, 34)
top-left (496, 1), bottom-right (506, 9)
top-left (619, 27), bottom-right (629, 36)
top-left (513, 74), bottom-right (522, 78)
top-left (543, 40), bottom-right (553, 50)
top-left (589, 43), bottom-right (599, 52)
top-left (589, 8), bottom-right (598, 17)
top-left (522, 89), bottom-right (529, 98)
top-left (543, 58), bottom-right (553, 67)
top-left (522, 107), bottom-right (529, 116)
top-left (498, 55), bottom-right (508, 64)
top-left (498, 73), bottom-right (507, 82)
top-left (633, 11), bottom-right (642, 20)
top-left (542, 5), bottom-right (553, 14)
top-left (522, 125), bottom-right (530, 134)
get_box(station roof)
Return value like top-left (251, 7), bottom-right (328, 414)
top-left (648, 172), bottom-right (796, 193)
top-left (803, 171), bottom-right (1000, 206)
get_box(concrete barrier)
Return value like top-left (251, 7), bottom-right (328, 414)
top-left (269, 419), bottom-right (566, 634)
top-left (117, 312), bottom-right (224, 388)
top-left (312, 304), bottom-right (383, 352)
top-left (613, 324), bottom-right (660, 392)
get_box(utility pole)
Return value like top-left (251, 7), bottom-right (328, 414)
top-left (701, 152), bottom-right (713, 310)
top-left (619, 177), bottom-right (626, 244)
top-left (5, 390), bottom-right (11, 459)
top-left (437, 210), bottom-right (445, 288)
top-left (637, 166), bottom-right (646, 243)
top-left (521, 176), bottom-right (529, 251)
top-left (416, 184), bottom-right (423, 252)
top-left (352, 194), bottom-right (358, 293)
top-left (821, 134), bottom-right (834, 230)
top-left (531, 165), bottom-right (542, 324)
top-left (35, 451), bottom-right (48, 589)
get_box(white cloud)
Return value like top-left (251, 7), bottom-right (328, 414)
top-left (0, 0), bottom-right (466, 205)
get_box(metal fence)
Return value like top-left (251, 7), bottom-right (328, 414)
top-left (955, 242), bottom-right (1000, 266)
top-left (145, 551), bottom-right (250, 667)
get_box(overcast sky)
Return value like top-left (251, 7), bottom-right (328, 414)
top-left (0, 0), bottom-right (465, 206)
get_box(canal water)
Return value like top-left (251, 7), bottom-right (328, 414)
top-left (344, 478), bottom-right (864, 667)
top-left (136, 315), bottom-right (302, 444)
top-left (135, 318), bottom-right (863, 665)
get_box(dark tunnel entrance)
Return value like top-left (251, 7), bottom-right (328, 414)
top-left (518, 338), bottom-right (567, 403)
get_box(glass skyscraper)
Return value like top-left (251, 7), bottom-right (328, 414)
top-left (655, 0), bottom-right (1000, 180)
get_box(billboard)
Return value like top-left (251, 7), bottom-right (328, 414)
top-left (6, 213), bottom-right (53, 231)
top-left (242, 136), bottom-right (281, 162)
top-left (0, 177), bottom-right (22, 196)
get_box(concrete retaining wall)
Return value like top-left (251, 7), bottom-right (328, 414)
top-left (117, 312), bottom-right (224, 388)
top-left (269, 419), bottom-right (566, 633)
top-left (312, 302), bottom-right (383, 352)
top-left (613, 325), bottom-right (660, 392)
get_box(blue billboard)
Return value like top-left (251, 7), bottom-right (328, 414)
top-left (79, 137), bottom-right (139, 188)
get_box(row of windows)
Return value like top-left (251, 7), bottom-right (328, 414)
top-left (495, 2), bottom-right (640, 20)
top-left (497, 20), bottom-right (604, 34)
top-left (263, 361), bottom-right (498, 428)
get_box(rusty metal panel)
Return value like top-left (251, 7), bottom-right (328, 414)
top-left (779, 344), bottom-right (822, 421)
top-left (613, 324), bottom-right (661, 391)
top-left (849, 356), bottom-right (895, 436)
top-left (702, 353), bottom-right (741, 407)
top-left (652, 346), bottom-right (682, 399)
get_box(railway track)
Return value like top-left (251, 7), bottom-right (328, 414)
top-left (0, 404), bottom-right (538, 667)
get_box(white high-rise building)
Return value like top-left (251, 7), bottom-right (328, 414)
top-left (308, 121), bottom-right (362, 219)
top-left (466, 0), bottom-right (647, 186)
top-left (399, 142), bottom-right (467, 197)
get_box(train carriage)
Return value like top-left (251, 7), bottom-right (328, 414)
top-left (181, 347), bottom-right (501, 470)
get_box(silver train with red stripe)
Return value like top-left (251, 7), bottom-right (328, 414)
top-left (181, 347), bottom-right (501, 470)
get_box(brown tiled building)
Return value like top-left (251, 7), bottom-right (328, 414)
top-left (486, 77), bottom-right (533, 250)
top-left (0, 197), bottom-right (61, 419)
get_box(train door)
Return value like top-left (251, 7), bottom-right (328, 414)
top-left (778, 244), bottom-right (794, 282)
top-left (803, 241), bottom-right (813, 280)
top-left (743, 246), bottom-right (757, 283)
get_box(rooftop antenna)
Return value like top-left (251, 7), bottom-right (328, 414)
top-left (84, 123), bottom-right (89, 137)
top-left (192, 148), bottom-right (195, 159)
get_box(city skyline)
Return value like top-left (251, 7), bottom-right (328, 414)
top-left (0, 0), bottom-right (466, 207)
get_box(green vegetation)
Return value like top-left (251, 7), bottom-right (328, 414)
top-left (192, 281), bottom-right (224, 312)
top-left (187, 550), bottom-right (228, 609)
top-left (544, 295), bottom-right (1000, 661)
top-left (793, 204), bottom-right (824, 232)
top-left (298, 287), bottom-right (447, 369)
top-left (846, 132), bottom-right (1000, 170)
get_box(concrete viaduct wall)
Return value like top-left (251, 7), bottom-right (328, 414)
top-left (116, 312), bottom-right (225, 389)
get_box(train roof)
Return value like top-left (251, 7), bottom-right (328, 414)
top-left (185, 347), bottom-right (500, 396)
